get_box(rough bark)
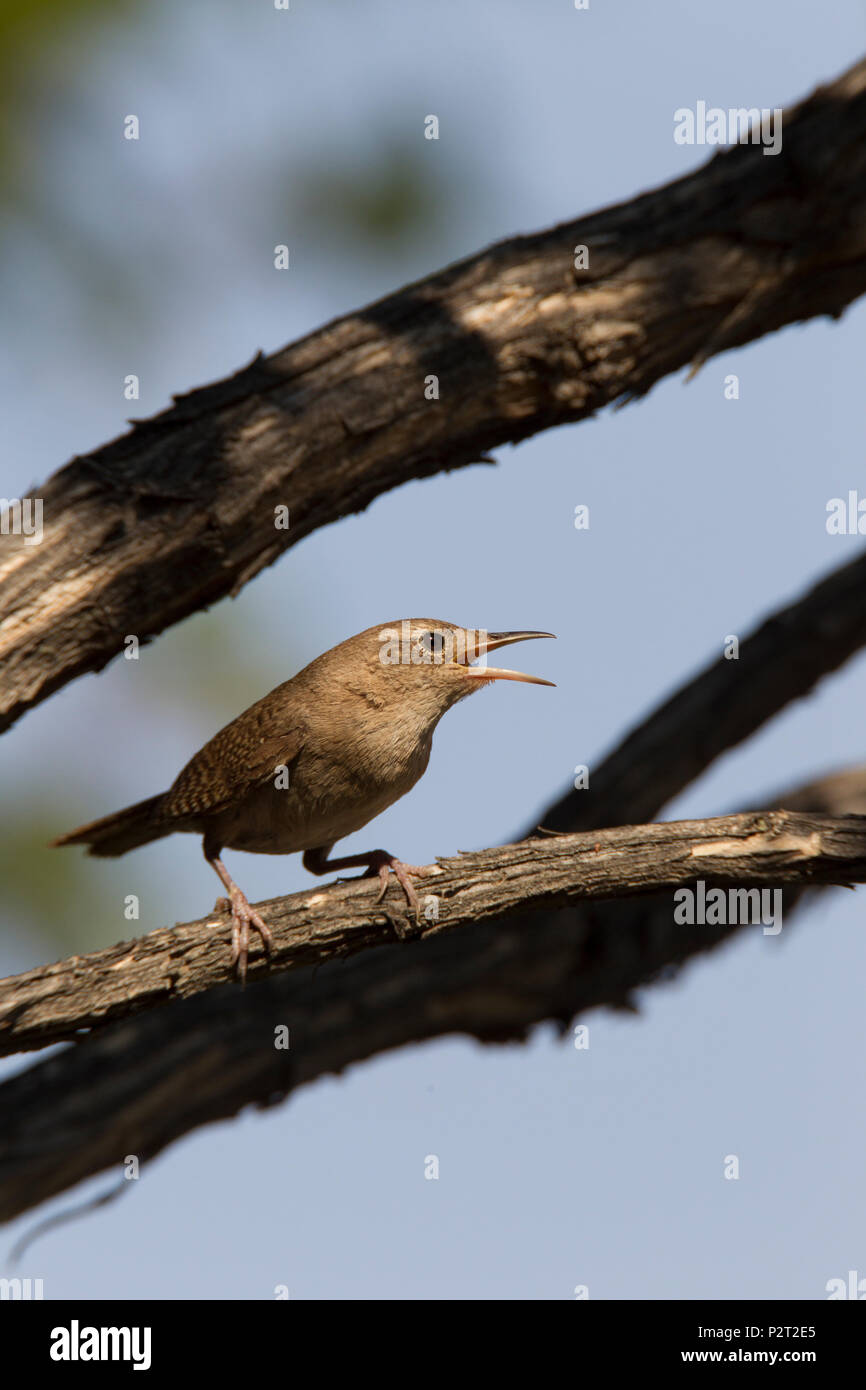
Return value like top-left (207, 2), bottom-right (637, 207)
top-left (2, 809), bottom-right (864, 1060)
top-left (2, 59), bottom-right (866, 733)
top-left (1, 803), bottom-right (864, 1222)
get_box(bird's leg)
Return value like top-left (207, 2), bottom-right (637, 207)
top-left (303, 846), bottom-right (429, 920)
top-left (204, 844), bottom-right (273, 983)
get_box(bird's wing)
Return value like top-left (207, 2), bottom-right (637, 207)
top-left (162, 684), bottom-right (307, 820)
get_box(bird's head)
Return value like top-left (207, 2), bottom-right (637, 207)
top-left (322, 619), bottom-right (555, 722)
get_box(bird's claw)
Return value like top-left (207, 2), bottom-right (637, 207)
top-left (373, 857), bottom-right (428, 930)
top-left (224, 889), bottom-right (273, 984)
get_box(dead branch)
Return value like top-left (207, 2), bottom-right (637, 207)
top-left (2, 59), bottom-right (866, 733)
top-left (1, 802), bottom-right (864, 1222)
top-left (1, 809), bottom-right (864, 1061)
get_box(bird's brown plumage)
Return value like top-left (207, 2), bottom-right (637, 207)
top-left (53, 619), bottom-right (554, 977)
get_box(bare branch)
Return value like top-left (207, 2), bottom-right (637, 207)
top-left (1, 810), bottom-right (865, 1060)
top-left (2, 59), bottom-right (866, 732)
top-left (1, 804), bottom-right (864, 1221)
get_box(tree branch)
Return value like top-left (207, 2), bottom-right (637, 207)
top-left (2, 58), bottom-right (866, 733)
top-left (1, 802), bottom-right (864, 1222)
top-left (2, 809), bottom-right (864, 1060)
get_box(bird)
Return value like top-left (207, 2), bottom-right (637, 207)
top-left (53, 619), bottom-right (555, 980)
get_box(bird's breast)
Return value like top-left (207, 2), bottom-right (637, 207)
top-left (214, 724), bottom-right (433, 856)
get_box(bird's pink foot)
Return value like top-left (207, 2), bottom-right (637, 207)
top-left (301, 845), bottom-right (431, 934)
top-left (206, 851), bottom-right (273, 982)
top-left (221, 886), bottom-right (272, 983)
top-left (366, 851), bottom-right (430, 920)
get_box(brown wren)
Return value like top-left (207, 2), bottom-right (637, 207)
top-left (53, 619), bottom-right (555, 979)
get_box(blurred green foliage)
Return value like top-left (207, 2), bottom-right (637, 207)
top-left (293, 139), bottom-right (445, 248)
top-left (0, 0), bottom-right (137, 165)
top-left (0, 0), bottom-right (128, 46)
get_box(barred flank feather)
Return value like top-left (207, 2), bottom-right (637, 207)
top-left (51, 794), bottom-right (168, 858)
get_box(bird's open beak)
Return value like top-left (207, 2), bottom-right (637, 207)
top-left (461, 630), bottom-right (556, 686)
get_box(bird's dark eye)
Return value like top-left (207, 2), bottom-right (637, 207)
top-left (421, 630), bottom-right (446, 658)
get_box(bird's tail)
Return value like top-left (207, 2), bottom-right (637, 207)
top-left (51, 794), bottom-right (168, 858)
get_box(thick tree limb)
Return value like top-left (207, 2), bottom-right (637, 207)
top-left (1, 803), bottom-right (864, 1222)
top-left (2, 809), bottom-right (864, 1060)
top-left (2, 58), bottom-right (866, 733)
